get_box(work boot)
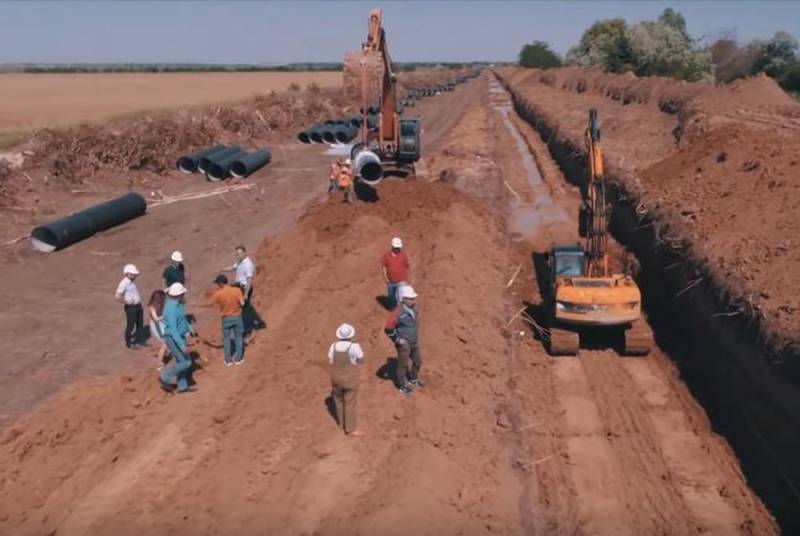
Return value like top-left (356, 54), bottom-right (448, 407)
top-left (398, 383), bottom-right (414, 396)
top-left (409, 377), bottom-right (425, 388)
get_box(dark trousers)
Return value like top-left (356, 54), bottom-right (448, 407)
top-left (395, 340), bottom-right (422, 386)
top-left (241, 286), bottom-right (266, 335)
top-left (124, 304), bottom-right (143, 347)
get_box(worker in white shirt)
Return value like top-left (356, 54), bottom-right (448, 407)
top-left (116, 264), bottom-right (143, 349)
top-left (328, 323), bottom-right (365, 437)
top-left (223, 245), bottom-right (264, 335)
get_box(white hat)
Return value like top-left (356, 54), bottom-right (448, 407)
top-left (344, 158), bottom-right (352, 166)
top-left (391, 237), bottom-right (403, 248)
top-left (171, 250), bottom-right (184, 262)
top-left (400, 285), bottom-right (418, 299)
top-left (123, 263), bottom-right (140, 275)
top-left (167, 282), bottom-right (187, 297)
top-left (336, 323), bottom-right (355, 340)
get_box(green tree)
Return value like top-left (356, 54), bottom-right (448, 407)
top-left (567, 18), bottom-right (632, 72)
top-left (627, 19), bottom-right (712, 81)
top-left (658, 8), bottom-right (690, 42)
top-left (518, 41), bottom-right (563, 69)
top-left (752, 31), bottom-right (799, 76)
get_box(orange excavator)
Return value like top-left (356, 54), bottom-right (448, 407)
top-left (343, 8), bottom-right (420, 186)
top-left (544, 109), bottom-right (652, 355)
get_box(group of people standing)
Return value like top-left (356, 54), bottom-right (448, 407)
top-left (328, 236), bottom-right (423, 436)
top-left (114, 246), bottom-right (263, 393)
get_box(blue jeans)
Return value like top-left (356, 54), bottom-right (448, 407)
top-left (387, 282), bottom-right (404, 309)
top-left (222, 315), bottom-right (244, 363)
top-left (161, 336), bottom-right (193, 392)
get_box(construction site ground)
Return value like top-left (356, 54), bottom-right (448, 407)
top-left (0, 71), bottom-right (787, 534)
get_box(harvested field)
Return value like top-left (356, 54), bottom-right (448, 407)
top-left (0, 69), bottom-right (783, 535)
top-left (0, 71), bottom-right (342, 138)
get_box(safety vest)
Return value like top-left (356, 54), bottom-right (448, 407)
top-left (338, 168), bottom-right (353, 188)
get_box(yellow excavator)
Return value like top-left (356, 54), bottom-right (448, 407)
top-left (544, 109), bottom-right (651, 355)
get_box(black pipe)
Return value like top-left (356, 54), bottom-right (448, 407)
top-left (321, 127), bottom-right (337, 144)
top-left (333, 125), bottom-right (357, 144)
top-left (309, 128), bottom-right (325, 144)
top-left (198, 145), bottom-right (242, 174)
top-left (176, 144), bottom-right (226, 174)
top-left (206, 148), bottom-right (247, 181)
top-left (31, 192), bottom-right (147, 253)
top-left (230, 149), bottom-right (272, 178)
top-left (297, 130), bottom-right (312, 144)
top-left (347, 116), bottom-right (362, 128)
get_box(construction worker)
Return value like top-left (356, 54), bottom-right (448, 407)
top-left (209, 274), bottom-right (245, 367)
top-left (328, 157), bottom-right (344, 195)
top-left (222, 245), bottom-right (265, 336)
top-left (338, 159), bottom-right (355, 204)
top-left (159, 282), bottom-right (195, 393)
top-left (115, 263), bottom-right (143, 349)
top-left (381, 236), bottom-right (410, 309)
top-left (328, 323), bottom-right (365, 436)
top-left (162, 250), bottom-right (185, 287)
top-left (384, 285), bottom-right (423, 396)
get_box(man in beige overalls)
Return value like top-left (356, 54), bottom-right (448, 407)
top-left (328, 323), bottom-right (366, 436)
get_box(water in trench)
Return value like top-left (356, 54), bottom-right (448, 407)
top-left (487, 76), bottom-right (568, 236)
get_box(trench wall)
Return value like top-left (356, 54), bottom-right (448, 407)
top-left (494, 70), bottom-right (800, 532)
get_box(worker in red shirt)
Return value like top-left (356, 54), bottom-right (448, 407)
top-left (380, 236), bottom-right (410, 309)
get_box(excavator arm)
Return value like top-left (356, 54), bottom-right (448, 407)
top-left (584, 109), bottom-right (609, 278)
top-left (358, 9), bottom-right (397, 150)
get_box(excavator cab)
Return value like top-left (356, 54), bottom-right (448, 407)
top-left (397, 118), bottom-right (420, 163)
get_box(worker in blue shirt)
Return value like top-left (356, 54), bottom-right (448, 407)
top-left (159, 283), bottom-right (196, 393)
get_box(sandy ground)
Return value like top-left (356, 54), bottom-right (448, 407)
top-left (0, 74), bottom-right (777, 535)
top-left (0, 71), bottom-right (342, 136)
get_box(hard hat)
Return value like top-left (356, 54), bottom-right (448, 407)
top-left (171, 250), bottom-right (184, 263)
top-left (400, 285), bottom-right (418, 299)
top-left (336, 323), bottom-right (355, 340)
top-left (344, 158), bottom-right (352, 166)
top-left (391, 237), bottom-right (403, 248)
top-left (123, 263), bottom-right (140, 275)
top-left (167, 282), bottom-right (187, 297)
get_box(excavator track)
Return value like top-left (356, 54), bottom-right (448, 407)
top-left (622, 319), bottom-right (652, 356)
top-left (548, 326), bottom-right (580, 356)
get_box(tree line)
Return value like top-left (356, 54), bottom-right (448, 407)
top-left (518, 8), bottom-right (800, 95)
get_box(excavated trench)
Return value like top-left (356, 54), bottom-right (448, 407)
top-left (495, 72), bottom-right (800, 532)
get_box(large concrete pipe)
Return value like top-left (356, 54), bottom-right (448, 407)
top-left (206, 148), bottom-right (247, 181)
top-left (198, 146), bottom-right (242, 174)
top-left (230, 149), bottom-right (272, 178)
top-left (31, 192), bottom-right (147, 253)
top-left (176, 144), bottom-right (226, 174)
top-left (354, 150), bottom-right (383, 186)
top-left (333, 125), bottom-right (358, 144)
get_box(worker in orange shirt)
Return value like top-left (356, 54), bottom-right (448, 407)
top-left (338, 159), bottom-right (355, 204)
top-left (328, 157), bottom-right (343, 196)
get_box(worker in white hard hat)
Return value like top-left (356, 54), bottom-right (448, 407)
top-left (328, 323), bottom-right (366, 436)
top-left (336, 158), bottom-right (355, 204)
top-left (115, 263), bottom-right (143, 349)
top-left (159, 282), bottom-right (196, 393)
top-left (380, 236), bottom-right (410, 309)
top-left (163, 250), bottom-right (185, 287)
top-left (384, 285), bottom-right (423, 396)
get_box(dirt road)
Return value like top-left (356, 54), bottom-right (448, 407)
top-left (0, 74), bottom-right (777, 534)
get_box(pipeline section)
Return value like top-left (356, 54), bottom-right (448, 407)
top-left (176, 144), bottom-right (272, 180)
top-left (31, 192), bottom-right (147, 253)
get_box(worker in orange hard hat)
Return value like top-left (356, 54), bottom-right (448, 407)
top-left (337, 159), bottom-right (355, 205)
top-left (329, 157), bottom-right (344, 196)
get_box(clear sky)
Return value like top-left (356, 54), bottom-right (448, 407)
top-left (1, 1), bottom-right (799, 64)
